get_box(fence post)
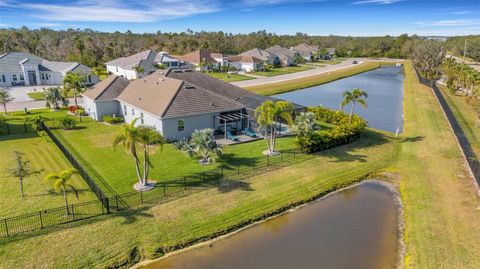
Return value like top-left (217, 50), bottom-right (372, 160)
top-left (39, 211), bottom-right (44, 229)
top-left (140, 190), bottom-right (144, 203)
top-left (6, 124), bottom-right (10, 135)
top-left (163, 183), bottom-right (166, 196)
top-left (105, 198), bottom-right (110, 213)
top-left (237, 164), bottom-right (240, 174)
top-left (115, 196), bottom-right (119, 210)
top-left (4, 219), bottom-right (8, 237)
top-left (24, 123), bottom-right (27, 133)
top-left (71, 204), bottom-right (75, 221)
top-left (221, 166), bottom-right (224, 179)
top-left (184, 176), bottom-right (187, 190)
top-left (267, 155), bottom-right (269, 166)
top-left (203, 171), bottom-right (206, 182)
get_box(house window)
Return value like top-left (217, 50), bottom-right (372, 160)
top-left (140, 112), bottom-right (144, 124)
top-left (41, 73), bottom-right (45, 80)
top-left (12, 74), bottom-right (17, 81)
top-left (177, 119), bottom-right (185, 132)
top-left (123, 105), bottom-right (127, 115)
top-left (131, 108), bottom-right (134, 115)
top-left (19, 74), bottom-right (24, 81)
top-left (1, 75), bottom-right (5, 83)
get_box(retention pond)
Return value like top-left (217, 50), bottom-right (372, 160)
top-left (138, 181), bottom-right (401, 269)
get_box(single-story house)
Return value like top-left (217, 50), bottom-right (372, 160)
top-left (239, 48), bottom-right (280, 66)
top-left (266, 45), bottom-right (298, 67)
top-left (154, 51), bottom-right (184, 69)
top-left (211, 53), bottom-right (228, 67)
top-left (105, 50), bottom-right (157, 80)
top-left (172, 49), bottom-right (219, 71)
top-left (292, 43), bottom-right (319, 61)
top-left (227, 55), bottom-right (264, 72)
top-left (82, 69), bottom-right (304, 140)
top-left (0, 52), bottom-right (98, 87)
top-left (327, 48), bottom-right (336, 57)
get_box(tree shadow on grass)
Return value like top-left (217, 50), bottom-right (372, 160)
top-left (215, 179), bottom-right (254, 193)
top-left (26, 188), bottom-right (92, 198)
top-left (116, 206), bottom-right (154, 225)
top-left (400, 135), bottom-right (424, 143)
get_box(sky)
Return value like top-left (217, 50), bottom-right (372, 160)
top-left (0, 0), bottom-right (479, 36)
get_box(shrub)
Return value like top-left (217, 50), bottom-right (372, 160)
top-left (103, 115), bottom-right (124, 124)
top-left (75, 109), bottom-right (86, 116)
top-left (0, 115), bottom-right (5, 127)
top-left (296, 106), bottom-right (367, 153)
top-left (58, 117), bottom-right (77, 130)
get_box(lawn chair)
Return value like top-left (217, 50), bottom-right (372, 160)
top-left (244, 127), bottom-right (257, 137)
top-left (227, 130), bottom-right (239, 141)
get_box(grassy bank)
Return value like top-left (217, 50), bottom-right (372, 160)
top-left (250, 65), bottom-right (313, 77)
top-left (205, 72), bottom-right (253, 82)
top-left (395, 61), bottom-right (480, 268)
top-left (244, 61), bottom-right (390, 96)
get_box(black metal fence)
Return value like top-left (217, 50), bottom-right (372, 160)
top-left (414, 68), bottom-right (480, 186)
top-left (0, 121), bottom-right (36, 136)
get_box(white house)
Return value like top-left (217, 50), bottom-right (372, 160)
top-left (82, 69), bottom-right (305, 140)
top-left (211, 53), bottom-right (228, 67)
top-left (154, 51), bottom-right (184, 69)
top-left (0, 52), bottom-right (98, 87)
top-left (105, 50), bottom-right (157, 80)
top-left (239, 48), bottom-right (280, 66)
top-left (227, 55), bottom-right (264, 72)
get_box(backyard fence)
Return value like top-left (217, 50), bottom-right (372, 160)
top-left (414, 68), bottom-right (480, 187)
top-left (0, 122), bottom-right (36, 136)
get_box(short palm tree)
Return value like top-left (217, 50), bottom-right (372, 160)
top-left (133, 65), bottom-right (145, 78)
top-left (113, 119), bottom-right (142, 187)
top-left (137, 125), bottom-right (165, 184)
top-left (256, 100), bottom-right (294, 155)
top-left (291, 112), bottom-right (318, 137)
top-left (44, 168), bottom-right (79, 216)
top-left (176, 128), bottom-right (222, 165)
top-left (340, 88), bottom-right (368, 124)
top-left (44, 87), bottom-right (67, 110)
top-left (63, 71), bottom-right (85, 107)
top-left (0, 88), bottom-right (14, 114)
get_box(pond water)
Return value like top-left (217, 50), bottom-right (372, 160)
top-left (139, 181), bottom-right (400, 269)
top-left (274, 66), bottom-right (404, 133)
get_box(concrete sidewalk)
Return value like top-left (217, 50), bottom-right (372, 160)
top-left (5, 97), bottom-right (81, 112)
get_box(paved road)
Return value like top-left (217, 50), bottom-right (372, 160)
top-left (447, 54), bottom-right (480, 72)
top-left (5, 97), bottom-right (80, 112)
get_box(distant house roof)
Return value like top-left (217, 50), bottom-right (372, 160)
top-left (327, 48), bottom-right (336, 54)
top-left (266, 45), bottom-right (297, 59)
top-left (82, 75), bottom-right (130, 101)
top-left (228, 55), bottom-right (263, 63)
top-left (172, 49), bottom-right (217, 65)
top-left (239, 48), bottom-right (276, 62)
top-left (105, 50), bottom-right (156, 70)
top-left (0, 52), bottom-right (86, 74)
top-left (210, 53), bottom-right (223, 59)
top-left (155, 51), bottom-right (180, 63)
top-left (292, 43), bottom-right (319, 58)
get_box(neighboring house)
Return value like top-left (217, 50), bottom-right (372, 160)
top-left (81, 75), bottom-right (130, 121)
top-left (266, 45), bottom-right (297, 67)
top-left (173, 49), bottom-right (218, 71)
top-left (240, 48), bottom-right (280, 66)
top-left (327, 48), bottom-right (336, 57)
top-left (0, 52), bottom-right (98, 87)
top-left (105, 50), bottom-right (157, 80)
top-left (83, 69), bottom-right (304, 140)
top-left (211, 53), bottom-right (228, 67)
top-left (227, 55), bottom-right (264, 72)
top-left (155, 51), bottom-right (184, 69)
top-left (292, 43), bottom-right (319, 61)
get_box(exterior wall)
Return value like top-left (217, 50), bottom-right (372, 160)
top-left (118, 101), bottom-right (163, 131)
top-left (161, 113), bottom-right (217, 141)
top-left (0, 71), bottom-right (26, 87)
top-left (20, 63), bottom-right (40, 86)
top-left (106, 65), bottom-right (138, 80)
top-left (84, 98), bottom-right (121, 121)
top-left (71, 64), bottom-right (98, 85)
top-left (83, 97), bottom-right (98, 120)
top-left (229, 61), bottom-right (259, 72)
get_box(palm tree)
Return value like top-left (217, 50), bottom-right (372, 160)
top-left (133, 65), bottom-right (145, 78)
top-left (63, 71), bottom-right (85, 107)
top-left (44, 168), bottom-right (79, 216)
top-left (176, 128), bottom-right (222, 165)
top-left (113, 118), bottom-right (142, 187)
top-left (340, 88), bottom-right (368, 124)
top-left (0, 88), bottom-right (14, 114)
top-left (91, 66), bottom-right (107, 80)
top-left (256, 100), bottom-right (294, 155)
top-left (291, 112), bottom-right (318, 137)
top-left (44, 87), bottom-right (67, 110)
top-left (137, 125), bottom-right (165, 184)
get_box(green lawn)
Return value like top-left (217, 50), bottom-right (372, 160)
top-left (27, 91), bottom-right (75, 100)
top-left (245, 61), bottom-right (392, 95)
top-left (205, 72), bottom-right (254, 82)
top-left (0, 113), bottom-right (96, 217)
top-left (250, 65), bottom-right (313, 77)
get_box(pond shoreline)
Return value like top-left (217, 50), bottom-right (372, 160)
top-left (131, 179), bottom-right (405, 269)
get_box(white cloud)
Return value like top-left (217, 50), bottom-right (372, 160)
top-left (2, 0), bottom-right (220, 22)
top-left (353, 0), bottom-right (404, 5)
top-left (241, 0), bottom-right (325, 6)
top-left (414, 19), bottom-right (480, 27)
top-left (450, 10), bottom-right (472, 15)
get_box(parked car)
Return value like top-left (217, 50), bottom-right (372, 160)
top-left (352, 60), bottom-right (358, 64)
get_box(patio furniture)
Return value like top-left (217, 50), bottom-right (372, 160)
top-left (227, 130), bottom-right (239, 141)
top-left (244, 127), bottom-right (257, 137)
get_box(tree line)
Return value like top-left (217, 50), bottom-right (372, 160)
top-left (0, 27), bottom-right (459, 68)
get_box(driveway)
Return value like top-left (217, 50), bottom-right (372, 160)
top-left (231, 57), bottom-right (404, 88)
top-left (3, 85), bottom-right (61, 102)
top-left (5, 97), bottom-right (81, 112)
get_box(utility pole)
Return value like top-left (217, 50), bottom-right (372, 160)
top-left (463, 39), bottom-right (468, 63)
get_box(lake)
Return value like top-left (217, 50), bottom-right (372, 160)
top-left (274, 66), bottom-right (404, 133)
top-left (138, 181), bottom-right (401, 269)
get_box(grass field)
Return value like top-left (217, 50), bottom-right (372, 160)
top-left (0, 114), bottom-right (96, 217)
top-left (27, 91), bottom-right (75, 100)
top-left (205, 72), bottom-right (254, 82)
top-left (250, 65), bottom-right (313, 77)
top-left (244, 61), bottom-right (391, 95)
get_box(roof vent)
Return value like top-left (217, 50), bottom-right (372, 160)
top-left (209, 102), bottom-right (213, 106)
top-left (143, 79), bottom-right (147, 83)
top-left (161, 78), bottom-right (165, 82)
top-left (138, 97), bottom-right (142, 101)
top-left (185, 85), bottom-right (195, 89)
top-left (184, 69), bottom-right (193, 72)
top-left (155, 81), bottom-right (159, 85)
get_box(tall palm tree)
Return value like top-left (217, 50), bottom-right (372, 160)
top-left (176, 128), bottom-right (223, 165)
top-left (63, 71), bottom-right (85, 107)
top-left (256, 100), bottom-right (294, 155)
top-left (0, 88), bottom-right (14, 114)
top-left (44, 87), bottom-right (67, 110)
top-left (137, 125), bottom-right (165, 184)
top-left (44, 168), bottom-right (79, 216)
top-left (340, 88), bottom-right (368, 124)
top-left (113, 118), bottom-right (143, 187)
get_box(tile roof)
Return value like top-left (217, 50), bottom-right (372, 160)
top-left (172, 49), bottom-right (217, 65)
top-left (82, 75), bottom-right (130, 101)
top-left (105, 50), bottom-right (156, 70)
top-left (228, 55), bottom-right (263, 63)
top-left (292, 43), bottom-right (319, 57)
top-left (266, 45), bottom-right (297, 59)
top-left (239, 48), bottom-right (275, 62)
top-left (0, 52), bottom-right (84, 74)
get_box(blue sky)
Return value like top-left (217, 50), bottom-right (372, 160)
top-left (0, 0), bottom-right (479, 36)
